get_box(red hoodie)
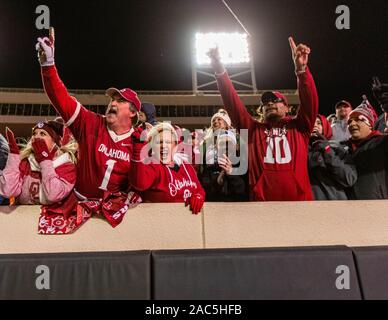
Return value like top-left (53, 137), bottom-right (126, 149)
top-left (129, 158), bottom-right (205, 203)
top-left (216, 68), bottom-right (318, 201)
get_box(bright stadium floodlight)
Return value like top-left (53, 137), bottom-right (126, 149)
top-left (195, 32), bottom-right (251, 66)
top-left (192, 32), bottom-right (257, 94)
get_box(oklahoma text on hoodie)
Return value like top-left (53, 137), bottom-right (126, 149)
top-left (215, 68), bottom-right (318, 201)
top-left (129, 158), bottom-right (205, 203)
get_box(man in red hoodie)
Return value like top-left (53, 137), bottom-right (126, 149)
top-left (207, 37), bottom-right (318, 201)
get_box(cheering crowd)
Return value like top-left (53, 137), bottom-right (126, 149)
top-left (0, 29), bottom-right (388, 235)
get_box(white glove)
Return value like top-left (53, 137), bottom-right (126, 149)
top-left (207, 47), bottom-right (226, 75)
top-left (35, 37), bottom-right (55, 67)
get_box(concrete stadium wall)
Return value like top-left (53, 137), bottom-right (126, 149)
top-left (1, 201), bottom-right (388, 254)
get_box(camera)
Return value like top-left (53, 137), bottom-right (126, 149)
top-left (372, 77), bottom-right (388, 112)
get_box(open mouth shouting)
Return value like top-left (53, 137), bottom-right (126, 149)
top-left (160, 148), bottom-right (169, 160)
top-left (106, 106), bottom-right (118, 116)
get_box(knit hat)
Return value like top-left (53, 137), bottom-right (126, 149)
top-left (348, 97), bottom-right (378, 128)
top-left (211, 109), bottom-right (232, 128)
top-left (32, 118), bottom-right (64, 146)
top-left (141, 103), bottom-right (158, 126)
top-left (317, 115), bottom-right (333, 140)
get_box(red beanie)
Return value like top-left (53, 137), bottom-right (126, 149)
top-left (32, 118), bottom-right (64, 146)
top-left (349, 100), bottom-right (378, 128)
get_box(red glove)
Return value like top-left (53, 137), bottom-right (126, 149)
top-left (32, 138), bottom-right (57, 163)
top-left (185, 193), bottom-right (205, 215)
top-left (5, 127), bottom-right (19, 154)
top-left (132, 127), bottom-right (148, 161)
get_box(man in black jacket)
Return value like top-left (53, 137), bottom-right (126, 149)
top-left (344, 99), bottom-right (388, 199)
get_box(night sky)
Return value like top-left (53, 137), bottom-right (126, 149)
top-left (0, 0), bottom-right (387, 115)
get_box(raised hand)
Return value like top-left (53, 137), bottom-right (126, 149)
top-left (32, 138), bottom-right (57, 163)
top-left (207, 47), bottom-right (226, 75)
top-left (36, 27), bottom-right (55, 66)
top-left (5, 127), bottom-right (19, 155)
top-left (289, 37), bottom-right (311, 73)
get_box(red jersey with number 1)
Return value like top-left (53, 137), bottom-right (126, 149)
top-left (41, 66), bottom-right (133, 199)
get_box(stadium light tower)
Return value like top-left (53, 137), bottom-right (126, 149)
top-left (192, 32), bottom-right (257, 94)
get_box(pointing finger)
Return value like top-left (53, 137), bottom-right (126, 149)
top-left (49, 27), bottom-right (55, 43)
top-left (288, 37), bottom-right (297, 54)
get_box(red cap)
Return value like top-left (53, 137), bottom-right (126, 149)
top-left (106, 87), bottom-right (141, 112)
top-left (261, 91), bottom-right (289, 106)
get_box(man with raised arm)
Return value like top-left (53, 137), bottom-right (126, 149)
top-left (36, 28), bottom-right (141, 227)
top-left (207, 37), bottom-right (318, 201)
